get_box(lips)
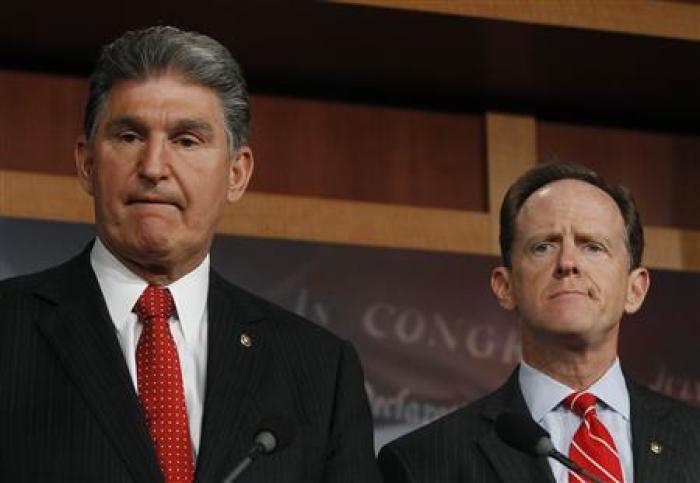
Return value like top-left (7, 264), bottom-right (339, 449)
top-left (548, 290), bottom-right (589, 300)
top-left (129, 199), bottom-right (173, 205)
top-left (126, 195), bottom-right (181, 209)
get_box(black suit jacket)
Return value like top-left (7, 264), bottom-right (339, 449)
top-left (378, 368), bottom-right (700, 482)
top-left (0, 246), bottom-right (381, 482)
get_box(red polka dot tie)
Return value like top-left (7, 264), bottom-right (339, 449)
top-left (565, 392), bottom-right (623, 483)
top-left (134, 286), bottom-right (194, 482)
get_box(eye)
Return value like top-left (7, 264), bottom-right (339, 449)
top-left (584, 242), bottom-right (606, 254)
top-left (117, 131), bottom-right (141, 143)
top-left (531, 241), bottom-right (556, 255)
top-left (173, 134), bottom-right (201, 148)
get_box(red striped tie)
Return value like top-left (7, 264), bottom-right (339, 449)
top-left (135, 286), bottom-right (194, 483)
top-left (565, 392), bottom-right (623, 483)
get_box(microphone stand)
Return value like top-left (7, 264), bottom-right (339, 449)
top-left (547, 448), bottom-right (603, 483)
top-left (221, 443), bottom-right (265, 483)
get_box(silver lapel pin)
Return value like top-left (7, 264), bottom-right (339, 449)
top-left (650, 441), bottom-right (663, 455)
top-left (240, 333), bottom-right (252, 348)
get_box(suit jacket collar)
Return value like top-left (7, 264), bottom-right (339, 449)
top-left (628, 378), bottom-right (685, 483)
top-left (477, 368), bottom-right (556, 483)
top-left (194, 269), bottom-right (268, 482)
top-left (31, 246), bottom-right (273, 481)
top-left (31, 245), bottom-right (162, 482)
top-left (477, 367), bottom-right (687, 483)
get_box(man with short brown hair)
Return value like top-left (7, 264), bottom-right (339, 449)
top-left (379, 162), bottom-right (700, 482)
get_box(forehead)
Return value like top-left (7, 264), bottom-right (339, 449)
top-left (515, 179), bottom-right (626, 238)
top-left (100, 73), bottom-right (225, 128)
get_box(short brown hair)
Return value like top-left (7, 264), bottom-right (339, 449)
top-left (499, 162), bottom-right (644, 269)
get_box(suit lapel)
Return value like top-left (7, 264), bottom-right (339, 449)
top-left (477, 369), bottom-right (555, 483)
top-left (32, 249), bottom-right (161, 481)
top-left (195, 271), bottom-right (268, 482)
top-left (475, 371), bottom-right (688, 483)
top-left (629, 380), bottom-right (683, 483)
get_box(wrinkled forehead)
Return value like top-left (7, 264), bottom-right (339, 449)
top-left (98, 73), bottom-right (226, 129)
top-left (515, 179), bottom-right (627, 239)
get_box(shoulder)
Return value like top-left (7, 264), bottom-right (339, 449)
top-left (626, 376), bottom-right (700, 478)
top-left (382, 384), bottom-right (507, 456)
top-left (628, 378), bottom-right (700, 427)
top-left (0, 255), bottom-right (83, 304)
top-left (378, 377), bottom-right (516, 479)
top-left (0, 254), bottom-right (91, 341)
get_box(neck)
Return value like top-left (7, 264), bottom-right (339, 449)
top-left (122, 255), bottom-right (203, 286)
top-left (521, 330), bottom-right (618, 391)
top-left (99, 238), bottom-right (205, 286)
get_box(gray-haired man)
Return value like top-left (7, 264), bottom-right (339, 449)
top-left (0, 26), bottom-right (380, 482)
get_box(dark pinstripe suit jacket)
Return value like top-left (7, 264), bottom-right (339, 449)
top-left (378, 369), bottom-right (700, 482)
top-left (0, 246), bottom-right (381, 482)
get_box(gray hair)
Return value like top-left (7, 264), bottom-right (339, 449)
top-left (84, 26), bottom-right (249, 151)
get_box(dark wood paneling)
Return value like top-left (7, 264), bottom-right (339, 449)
top-left (0, 71), bottom-right (86, 175)
top-left (3, 2), bottom-right (700, 131)
top-left (0, 72), bottom-right (487, 211)
top-left (250, 95), bottom-right (486, 210)
top-left (538, 121), bottom-right (700, 231)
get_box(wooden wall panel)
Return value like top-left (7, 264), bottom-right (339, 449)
top-left (0, 71), bottom-right (86, 175)
top-left (0, 169), bottom-right (493, 256)
top-left (0, 72), bottom-right (487, 212)
top-left (486, 113), bottom-right (536, 253)
top-left (0, 170), bottom-right (93, 223)
top-left (250, 95), bottom-right (486, 211)
top-left (2, 71), bottom-right (700, 272)
top-left (333, 0), bottom-right (700, 42)
top-left (538, 121), bottom-right (700, 231)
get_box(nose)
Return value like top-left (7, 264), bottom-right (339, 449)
top-left (555, 241), bottom-right (580, 278)
top-left (137, 136), bottom-right (169, 184)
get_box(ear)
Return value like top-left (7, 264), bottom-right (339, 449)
top-left (624, 266), bottom-right (650, 314)
top-left (491, 266), bottom-right (516, 310)
top-left (75, 135), bottom-right (96, 196)
top-left (227, 145), bottom-right (254, 203)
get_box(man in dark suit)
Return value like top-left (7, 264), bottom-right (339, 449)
top-left (378, 163), bottom-right (700, 482)
top-left (0, 26), bottom-right (380, 482)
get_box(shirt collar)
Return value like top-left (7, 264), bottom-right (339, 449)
top-left (519, 358), bottom-right (629, 423)
top-left (90, 237), bottom-right (209, 345)
top-left (587, 358), bottom-right (630, 420)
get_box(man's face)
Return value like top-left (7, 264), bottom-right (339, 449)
top-left (75, 73), bottom-right (253, 279)
top-left (491, 179), bottom-right (649, 350)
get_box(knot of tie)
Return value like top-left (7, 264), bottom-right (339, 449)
top-left (133, 285), bottom-right (175, 321)
top-left (565, 391), bottom-right (597, 419)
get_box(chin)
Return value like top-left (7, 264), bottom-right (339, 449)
top-left (135, 239), bottom-right (176, 260)
top-left (114, 228), bottom-right (175, 261)
top-left (529, 313), bottom-right (598, 337)
top-left (551, 316), bottom-right (597, 332)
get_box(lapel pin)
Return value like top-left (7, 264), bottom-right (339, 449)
top-left (650, 441), bottom-right (663, 455)
top-left (240, 333), bottom-right (252, 348)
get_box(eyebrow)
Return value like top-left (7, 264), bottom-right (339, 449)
top-left (103, 116), bottom-right (215, 137)
top-left (171, 119), bottom-right (215, 137)
top-left (104, 115), bottom-right (146, 135)
top-left (522, 231), bottom-right (616, 246)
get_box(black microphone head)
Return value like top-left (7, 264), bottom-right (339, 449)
top-left (495, 411), bottom-right (555, 457)
top-left (254, 415), bottom-right (296, 454)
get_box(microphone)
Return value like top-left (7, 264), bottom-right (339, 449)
top-left (222, 415), bottom-right (296, 483)
top-left (495, 411), bottom-right (603, 483)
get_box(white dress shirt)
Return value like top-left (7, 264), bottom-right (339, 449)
top-left (90, 238), bottom-right (208, 455)
top-left (518, 359), bottom-right (633, 483)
